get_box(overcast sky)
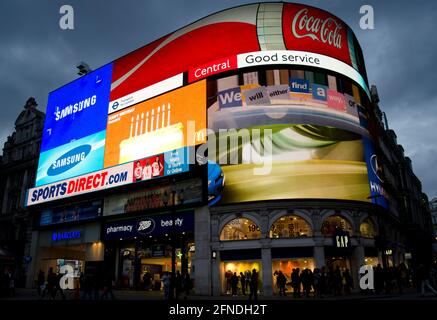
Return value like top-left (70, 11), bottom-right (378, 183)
top-left (1, 0), bottom-right (436, 198)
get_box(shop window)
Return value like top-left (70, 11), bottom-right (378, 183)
top-left (269, 215), bottom-right (312, 238)
top-left (360, 218), bottom-right (377, 238)
top-left (321, 215), bottom-right (353, 236)
top-left (220, 218), bottom-right (261, 241)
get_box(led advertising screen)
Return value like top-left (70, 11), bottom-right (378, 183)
top-left (207, 70), bottom-right (387, 207)
top-left (36, 63), bottom-right (113, 186)
top-left (104, 80), bottom-right (207, 168)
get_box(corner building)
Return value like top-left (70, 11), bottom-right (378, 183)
top-left (26, 2), bottom-right (429, 296)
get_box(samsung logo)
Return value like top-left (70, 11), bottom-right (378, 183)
top-left (54, 95), bottom-right (97, 121)
top-left (47, 144), bottom-right (91, 176)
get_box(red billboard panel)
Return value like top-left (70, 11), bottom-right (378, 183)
top-left (282, 3), bottom-right (352, 66)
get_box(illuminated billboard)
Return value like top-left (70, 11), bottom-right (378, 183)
top-left (207, 69), bottom-right (387, 207)
top-left (36, 64), bottom-right (113, 186)
top-left (30, 3), bottom-right (373, 206)
top-left (104, 80), bottom-right (206, 168)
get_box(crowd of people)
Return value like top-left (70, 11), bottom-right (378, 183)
top-left (223, 262), bottom-right (437, 298)
top-left (272, 262), bottom-right (437, 298)
top-left (225, 268), bottom-right (260, 300)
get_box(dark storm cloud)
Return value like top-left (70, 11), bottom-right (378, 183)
top-left (1, 0), bottom-right (436, 197)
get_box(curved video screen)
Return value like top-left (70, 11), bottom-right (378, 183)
top-left (207, 67), bottom-right (388, 207)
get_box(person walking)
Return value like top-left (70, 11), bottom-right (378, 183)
top-left (52, 271), bottom-right (66, 300)
top-left (291, 268), bottom-right (301, 298)
top-left (161, 272), bottom-right (171, 300)
top-left (249, 269), bottom-right (259, 301)
top-left (101, 272), bottom-right (115, 300)
top-left (182, 271), bottom-right (191, 300)
top-left (276, 271), bottom-right (287, 296)
top-left (231, 272), bottom-right (239, 296)
top-left (37, 270), bottom-right (45, 298)
top-left (417, 264), bottom-right (437, 297)
top-left (240, 272), bottom-right (246, 296)
top-left (313, 268), bottom-right (322, 298)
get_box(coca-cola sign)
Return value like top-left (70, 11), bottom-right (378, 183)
top-left (283, 4), bottom-right (352, 66)
top-left (291, 8), bottom-right (342, 49)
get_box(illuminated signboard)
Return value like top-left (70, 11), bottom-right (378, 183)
top-left (207, 67), bottom-right (386, 207)
top-left (30, 3), bottom-right (371, 205)
top-left (26, 147), bottom-right (190, 206)
top-left (104, 212), bottom-right (195, 240)
top-left (36, 64), bottom-right (112, 186)
top-left (104, 81), bottom-right (206, 168)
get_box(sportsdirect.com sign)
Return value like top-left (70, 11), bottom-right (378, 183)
top-left (26, 147), bottom-right (190, 206)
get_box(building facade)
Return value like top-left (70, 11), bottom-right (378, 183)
top-left (10, 2), bottom-right (433, 296)
top-left (0, 98), bottom-right (44, 287)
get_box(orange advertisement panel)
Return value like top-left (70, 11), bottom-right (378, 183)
top-left (104, 80), bottom-right (206, 168)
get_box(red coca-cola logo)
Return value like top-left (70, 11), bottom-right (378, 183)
top-left (291, 8), bottom-right (342, 49)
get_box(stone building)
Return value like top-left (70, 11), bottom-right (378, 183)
top-left (0, 98), bottom-right (44, 286)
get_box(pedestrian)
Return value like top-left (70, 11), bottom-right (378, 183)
top-left (240, 272), bottom-right (246, 295)
top-left (52, 271), bottom-right (66, 300)
top-left (143, 271), bottom-right (152, 291)
top-left (182, 271), bottom-right (191, 299)
top-left (245, 270), bottom-right (251, 292)
top-left (231, 272), bottom-right (239, 296)
top-left (276, 271), bottom-right (287, 296)
top-left (249, 269), bottom-right (258, 301)
top-left (342, 268), bottom-right (353, 295)
top-left (313, 268), bottom-right (322, 298)
top-left (175, 271), bottom-right (183, 299)
top-left (37, 270), bottom-right (45, 298)
top-left (417, 264), bottom-right (437, 297)
top-left (44, 267), bottom-right (57, 300)
top-left (81, 272), bottom-right (93, 300)
top-left (101, 272), bottom-right (115, 300)
top-left (291, 268), bottom-right (301, 298)
top-left (161, 272), bottom-right (171, 299)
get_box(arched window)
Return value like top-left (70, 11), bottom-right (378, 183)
top-left (360, 218), bottom-right (376, 238)
top-left (321, 215), bottom-right (353, 236)
top-left (269, 215), bottom-right (312, 238)
top-left (220, 218), bottom-right (261, 241)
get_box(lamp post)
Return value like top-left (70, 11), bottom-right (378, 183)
top-left (170, 181), bottom-right (177, 300)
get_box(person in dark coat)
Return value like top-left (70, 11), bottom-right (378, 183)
top-left (231, 272), bottom-right (239, 296)
top-left (249, 269), bottom-right (259, 300)
top-left (276, 271), bottom-right (287, 296)
top-left (239, 272), bottom-right (246, 295)
top-left (291, 268), bottom-right (301, 298)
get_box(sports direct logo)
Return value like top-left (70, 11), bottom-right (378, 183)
top-left (291, 8), bottom-right (342, 49)
top-left (27, 163), bottom-right (132, 205)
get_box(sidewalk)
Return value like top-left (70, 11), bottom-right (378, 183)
top-left (2, 288), bottom-right (436, 301)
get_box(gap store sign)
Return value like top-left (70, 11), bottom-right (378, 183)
top-left (104, 212), bottom-right (194, 240)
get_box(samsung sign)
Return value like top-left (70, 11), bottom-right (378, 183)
top-left (104, 212), bottom-right (194, 240)
top-left (52, 231), bottom-right (81, 242)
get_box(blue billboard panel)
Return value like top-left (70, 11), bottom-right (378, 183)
top-left (36, 130), bottom-right (106, 186)
top-left (164, 147), bottom-right (190, 176)
top-left (362, 136), bottom-right (389, 209)
top-left (41, 63), bottom-right (113, 152)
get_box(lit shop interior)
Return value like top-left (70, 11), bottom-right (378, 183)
top-left (104, 233), bottom-right (194, 290)
top-left (217, 213), bottom-right (380, 294)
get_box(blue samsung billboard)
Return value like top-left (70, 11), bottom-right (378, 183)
top-left (36, 64), bottom-right (113, 186)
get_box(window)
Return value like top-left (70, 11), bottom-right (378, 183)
top-left (220, 218), bottom-right (261, 241)
top-left (321, 215), bottom-right (353, 236)
top-left (360, 218), bottom-right (377, 238)
top-left (269, 215), bottom-right (312, 238)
